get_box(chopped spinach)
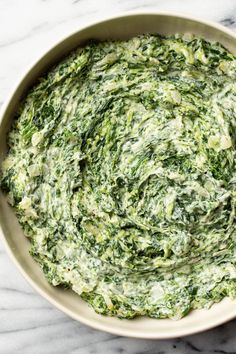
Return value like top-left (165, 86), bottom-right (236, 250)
top-left (2, 34), bottom-right (236, 319)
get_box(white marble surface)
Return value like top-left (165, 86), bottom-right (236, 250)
top-left (1, 0), bottom-right (236, 353)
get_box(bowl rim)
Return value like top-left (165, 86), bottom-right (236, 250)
top-left (1, 11), bottom-right (236, 339)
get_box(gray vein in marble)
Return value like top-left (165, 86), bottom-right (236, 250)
top-left (0, 317), bottom-right (72, 335)
top-left (1, 286), bottom-right (35, 294)
top-left (220, 17), bottom-right (236, 27)
top-left (72, 0), bottom-right (88, 4)
top-left (0, 305), bottom-right (52, 311)
top-left (0, 22), bottom-right (48, 48)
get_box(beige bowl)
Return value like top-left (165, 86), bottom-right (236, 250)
top-left (1, 12), bottom-right (236, 339)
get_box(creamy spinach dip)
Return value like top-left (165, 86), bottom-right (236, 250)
top-left (2, 34), bottom-right (236, 319)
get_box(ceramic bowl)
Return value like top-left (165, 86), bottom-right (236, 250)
top-left (1, 12), bottom-right (236, 338)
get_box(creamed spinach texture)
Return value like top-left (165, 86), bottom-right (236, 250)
top-left (2, 34), bottom-right (236, 319)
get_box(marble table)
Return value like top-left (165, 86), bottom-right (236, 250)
top-left (1, 0), bottom-right (236, 353)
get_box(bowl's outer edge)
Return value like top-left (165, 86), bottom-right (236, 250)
top-left (1, 12), bottom-right (236, 339)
